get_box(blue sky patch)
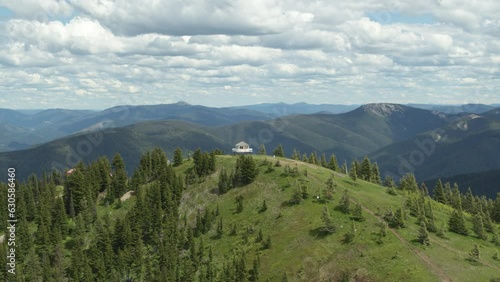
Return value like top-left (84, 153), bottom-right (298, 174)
top-left (368, 11), bottom-right (435, 25)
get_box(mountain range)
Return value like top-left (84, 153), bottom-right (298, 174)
top-left (2, 102), bottom-right (499, 198)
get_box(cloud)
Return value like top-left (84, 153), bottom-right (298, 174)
top-left (70, 0), bottom-right (314, 36)
top-left (0, 0), bottom-right (499, 109)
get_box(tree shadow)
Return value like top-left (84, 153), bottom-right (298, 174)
top-left (309, 227), bottom-right (330, 239)
top-left (280, 200), bottom-right (299, 207)
top-left (209, 187), bottom-right (220, 195)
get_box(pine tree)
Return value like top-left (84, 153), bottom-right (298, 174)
top-left (483, 211), bottom-right (496, 234)
top-left (320, 153), bottom-right (328, 167)
top-left (433, 179), bottom-right (446, 204)
top-left (218, 168), bottom-right (231, 194)
top-left (258, 144), bottom-right (267, 155)
top-left (291, 148), bottom-right (300, 160)
top-left (463, 187), bottom-right (475, 213)
top-left (360, 156), bottom-right (372, 181)
top-left (448, 208), bottom-right (468, 235)
top-left (273, 144), bottom-right (285, 157)
top-left (418, 221), bottom-right (430, 246)
top-left (323, 176), bottom-right (335, 201)
top-left (383, 176), bottom-right (396, 188)
top-left (343, 221), bottom-right (356, 243)
top-left (352, 202), bottom-right (365, 221)
top-left (371, 162), bottom-right (381, 185)
top-left (235, 195), bottom-right (244, 213)
top-left (251, 255), bottom-right (260, 282)
top-left (468, 244), bottom-right (480, 263)
top-left (349, 161), bottom-right (357, 181)
top-left (216, 217), bottom-right (224, 238)
top-left (327, 154), bottom-right (339, 171)
top-left (443, 182), bottom-right (452, 205)
top-left (472, 213), bottom-right (487, 240)
top-left (290, 187), bottom-right (303, 205)
top-left (173, 147), bottom-right (183, 167)
top-left (321, 207), bottom-right (336, 234)
top-left (393, 207), bottom-right (406, 228)
top-left (450, 183), bottom-right (462, 210)
top-left (492, 192), bottom-right (500, 223)
top-left (339, 189), bottom-right (350, 214)
top-left (112, 153), bottom-right (128, 199)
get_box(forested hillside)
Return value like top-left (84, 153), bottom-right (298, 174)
top-left (1, 149), bottom-right (499, 281)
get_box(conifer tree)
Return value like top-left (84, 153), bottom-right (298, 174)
top-left (341, 160), bottom-right (348, 174)
top-left (235, 195), bottom-right (244, 213)
top-left (492, 192), bottom-right (500, 223)
top-left (371, 162), bottom-right (381, 185)
top-left (112, 153), bottom-right (128, 199)
top-left (450, 183), bottom-right (462, 210)
top-left (443, 182), bottom-right (452, 205)
top-left (468, 244), bottom-right (480, 263)
top-left (309, 152), bottom-right (318, 165)
top-left (273, 144), bottom-right (285, 157)
top-left (349, 161), bottom-right (357, 181)
top-left (360, 156), bottom-right (372, 181)
top-left (301, 153), bottom-right (309, 162)
top-left (339, 189), bottom-right (350, 214)
top-left (463, 187), bottom-right (475, 213)
top-left (218, 168), bottom-right (231, 194)
top-left (383, 176), bottom-right (396, 188)
top-left (320, 153), bottom-right (328, 167)
top-left (251, 255), bottom-right (260, 282)
top-left (448, 208), bottom-right (468, 235)
top-left (343, 221), bottom-right (356, 243)
top-left (323, 177), bottom-right (335, 201)
top-left (258, 144), bottom-right (267, 155)
top-left (483, 211), bottom-right (496, 234)
top-left (418, 221), bottom-right (430, 246)
top-left (321, 207), bottom-right (336, 234)
top-left (173, 147), bottom-right (183, 167)
top-left (291, 148), bottom-right (300, 160)
top-left (290, 187), bottom-right (303, 205)
top-left (393, 207), bottom-right (406, 228)
top-left (328, 154), bottom-right (339, 171)
top-left (472, 213), bottom-right (487, 240)
top-left (420, 182), bottom-right (429, 197)
top-left (352, 202), bottom-right (365, 222)
top-left (433, 179), bottom-right (446, 204)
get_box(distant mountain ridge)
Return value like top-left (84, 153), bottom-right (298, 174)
top-left (0, 103), bottom-right (273, 152)
top-left (370, 110), bottom-right (500, 189)
top-left (0, 103), bottom-right (451, 180)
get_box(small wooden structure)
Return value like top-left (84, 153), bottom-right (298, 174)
top-left (232, 141), bottom-right (253, 154)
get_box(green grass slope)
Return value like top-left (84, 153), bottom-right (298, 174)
top-left (174, 155), bottom-right (500, 281)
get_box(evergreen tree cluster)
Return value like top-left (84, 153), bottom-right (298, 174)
top-left (0, 148), bottom-right (261, 281)
top-left (347, 157), bottom-right (381, 185)
top-left (218, 155), bottom-right (259, 194)
top-left (192, 148), bottom-right (217, 178)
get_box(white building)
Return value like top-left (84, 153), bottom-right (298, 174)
top-left (232, 141), bottom-right (253, 154)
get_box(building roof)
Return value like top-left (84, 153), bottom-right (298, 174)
top-left (235, 141), bottom-right (249, 146)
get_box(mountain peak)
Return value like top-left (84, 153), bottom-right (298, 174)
top-left (175, 101), bottom-right (191, 106)
top-left (361, 103), bottom-right (405, 117)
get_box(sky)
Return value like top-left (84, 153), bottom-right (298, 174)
top-left (0, 0), bottom-right (499, 109)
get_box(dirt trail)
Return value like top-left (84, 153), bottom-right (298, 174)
top-left (430, 237), bottom-right (500, 272)
top-left (359, 203), bottom-right (453, 282)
